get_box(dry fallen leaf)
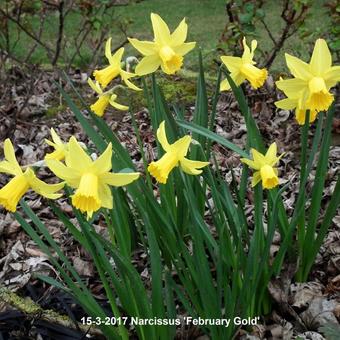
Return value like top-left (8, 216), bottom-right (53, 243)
top-left (300, 297), bottom-right (339, 327)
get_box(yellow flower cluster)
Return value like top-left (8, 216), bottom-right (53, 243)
top-left (88, 38), bottom-right (141, 117)
top-left (0, 130), bottom-right (140, 219)
top-left (0, 125), bottom-right (208, 217)
top-left (88, 13), bottom-right (196, 117)
top-left (89, 13), bottom-right (339, 127)
top-left (1, 13), bottom-right (339, 216)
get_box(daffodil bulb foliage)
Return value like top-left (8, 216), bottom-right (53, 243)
top-left (275, 39), bottom-right (340, 125)
top-left (44, 128), bottom-right (68, 161)
top-left (148, 121), bottom-right (209, 184)
top-left (240, 143), bottom-right (284, 190)
top-left (93, 38), bottom-right (140, 91)
top-left (0, 139), bottom-right (64, 212)
top-left (46, 137), bottom-right (140, 219)
top-left (88, 78), bottom-right (128, 117)
top-left (220, 37), bottom-right (268, 91)
top-left (129, 13), bottom-right (196, 76)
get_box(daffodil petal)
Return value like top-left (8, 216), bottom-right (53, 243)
top-left (172, 135), bottom-right (191, 159)
top-left (128, 38), bottom-right (157, 56)
top-left (240, 157), bottom-right (257, 170)
top-left (275, 98), bottom-right (297, 110)
top-left (25, 168), bottom-right (64, 198)
top-left (98, 183), bottom-right (113, 209)
top-left (0, 161), bottom-right (18, 175)
top-left (275, 78), bottom-right (307, 97)
top-left (3, 139), bottom-right (22, 175)
top-left (242, 37), bottom-right (252, 62)
top-left (111, 47), bottom-right (124, 66)
top-left (220, 56), bottom-right (243, 73)
top-left (251, 148), bottom-right (266, 168)
top-left (180, 157), bottom-right (209, 175)
top-left (220, 79), bottom-right (230, 91)
top-left (88, 78), bottom-right (102, 94)
top-left (50, 128), bottom-right (62, 145)
top-left (324, 66), bottom-right (340, 88)
top-left (173, 42), bottom-right (196, 56)
top-left (285, 53), bottom-right (312, 80)
top-left (109, 99), bottom-right (129, 111)
top-left (170, 18), bottom-right (187, 46)
top-left (44, 149), bottom-right (65, 161)
top-left (135, 55), bottom-right (161, 76)
top-left (151, 13), bottom-right (171, 45)
top-left (65, 137), bottom-right (92, 171)
top-left (220, 72), bottom-right (245, 91)
top-left (44, 139), bottom-right (56, 147)
top-left (90, 143), bottom-right (112, 175)
top-left (251, 40), bottom-right (257, 54)
top-left (251, 171), bottom-right (261, 187)
top-left (264, 142), bottom-right (277, 164)
top-left (120, 70), bottom-right (141, 91)
top-left (157, 121), bottom-right (171, 152)
top-left (101, 172), bottom-right (140, 186)
top-left (310, 39), bottom-right (331, 76)
top-left (105, 38), bottom-right (114, 63)
top-left (230, 71), bottom-right (246, 88)
top-left (45, 159), bottom-right (80, 187)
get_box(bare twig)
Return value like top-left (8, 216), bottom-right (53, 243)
top-left (52, 0), bottom-right (64, 65)
top-left (263, 0), bottom-right (309, 69)
top-left (0, 7), bottom-right (54, 61)
top-left (260, 18), bottom-right (276, 46)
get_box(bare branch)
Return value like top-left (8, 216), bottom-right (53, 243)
top-left (0, 7), bottom-right (54, 61)
top-left (52, 0), bottom-right (64, 65)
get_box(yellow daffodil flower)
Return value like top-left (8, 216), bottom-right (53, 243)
top-left (240, 142), bottom-right (284, 190)
top-left (46, 137), bottom-right (139, 219)
top-left (129, 13), bottom-right (196, 75)
top-left (220, 37), bottom-right (268, 91)
top-left (148, 121), bottom-right (209, 184)
top-left (93, 38), bottom-right (140, 90)
top-left (44, 128), bottom-right (68, 161)
top-left (275, 39), bottom-right (340, 124)
top-left (88, 78), bottom-right (128, 117)
top-left (0, 139), bottom-right (64, 212)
